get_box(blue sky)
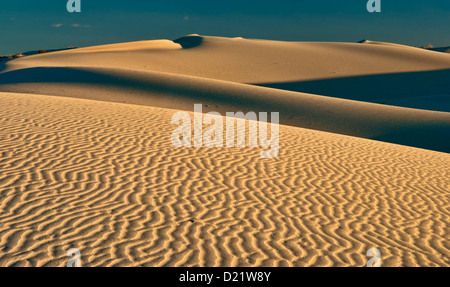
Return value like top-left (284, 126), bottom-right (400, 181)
top-left (1, 0), bottom-right (449, 55)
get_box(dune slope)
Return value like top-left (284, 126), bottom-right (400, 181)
top-left (0, 92), bottom-right (448, 267)
top-left (4, 35), bottom-right (450, 83)
top-left (0, 66), bottom-right (449, 152)
top-left (0, 36), bottom-right (449, 152)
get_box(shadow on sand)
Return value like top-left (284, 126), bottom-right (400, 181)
top-left (254, 69), bottom-right (450, 111)
top-left (173, 35), bottom-right (203, 49)
top-left (0, 66), bottom-right (449, 153)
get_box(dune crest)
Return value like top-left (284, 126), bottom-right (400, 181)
top-left (3, 35), bottom-right (450, 82)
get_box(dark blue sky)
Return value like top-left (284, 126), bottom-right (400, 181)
top-left (1, 0), bottom-right (449, 55)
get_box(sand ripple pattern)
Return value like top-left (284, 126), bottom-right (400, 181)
top-left (0, 93), bottom-right (448, 267)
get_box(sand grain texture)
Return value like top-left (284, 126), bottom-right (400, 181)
top-left (0, 93), bottom-right (449, 267)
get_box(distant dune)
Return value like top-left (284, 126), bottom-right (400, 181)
top-left (0, 36), bottom-right (449, 266)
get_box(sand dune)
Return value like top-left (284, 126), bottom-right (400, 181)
top-left (0, 35), bottom-right (449, 266)
top-left (0, 66), bottom-right (449, 152)
top-left (4, 35), bottom-right (450, 82)
top-left (0, 92), bottom-right (448, 267)
top-left (1, 36), bottom-right (449, 152)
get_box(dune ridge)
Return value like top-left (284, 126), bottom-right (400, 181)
top-left (3, 35), bottom-right (450, 82)
top-left (0, 65), bottom-right (449, 152)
